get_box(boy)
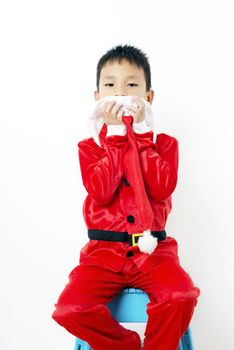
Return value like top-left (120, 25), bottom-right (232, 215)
top-left (51, 45), bottom-right (200, 350)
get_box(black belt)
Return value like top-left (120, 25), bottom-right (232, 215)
top-left (88, 229), bottom-right (167, 246)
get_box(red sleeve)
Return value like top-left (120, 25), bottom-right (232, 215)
top-left (78, 135), bottom-right (129, 205)
top-left (134, 131), bottom-right (179, 202)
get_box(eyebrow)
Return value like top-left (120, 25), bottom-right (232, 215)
top-left (102, 74), bottom-right (140, 80)
top-left (102, 75), bottom-right (115, 79)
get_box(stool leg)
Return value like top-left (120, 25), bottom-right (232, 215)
top-left (180, 327), bottom-right (195, 350)
top-left (178, 339), bottom-right (183, 350)
top-left (74, 337), bottom-right (92, 350)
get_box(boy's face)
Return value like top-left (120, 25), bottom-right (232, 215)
top-left (94, 59), bottom-right (154, 104)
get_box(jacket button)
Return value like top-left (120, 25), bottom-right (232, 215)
top-left (123, 177), bottom-right (130, 186)
top-left (126, 251), bottom-right (134, 257)
top-left (127, 215), bottom-right (135, 223)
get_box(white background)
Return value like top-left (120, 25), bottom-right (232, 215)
top-left (1, 1), bottom-right (234, 349)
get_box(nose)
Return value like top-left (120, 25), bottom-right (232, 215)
top-left (114, 86), bottom-right (127, 96)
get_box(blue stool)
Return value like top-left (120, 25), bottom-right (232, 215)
top-left (74, 288), bottom-right (195, 350)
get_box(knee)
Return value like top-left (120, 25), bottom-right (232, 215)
top-left (167, 286), bottom-right (200, 306)
top-left (162, 287), bottom-right (200, 309)
top-left (51, 305), bottom-right (71, 326)
top-left (51, 302), bottom-right (83, 326)
top-left (168, 269), bottom-right (201, 305)
top-left (154, 285), bottom-right (200, 307)
top-left (51, 302), bottom-right (105, 326)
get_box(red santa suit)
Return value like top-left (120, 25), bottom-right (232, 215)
top-left (51, 97), bottom-right (200, 350)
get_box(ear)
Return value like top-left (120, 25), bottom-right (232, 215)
top-left (146, 89), bottom-right (154, 104)
top-left (94, 90), bottom-right (100, 101)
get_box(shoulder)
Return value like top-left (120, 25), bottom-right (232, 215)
top-left (78, 136), bottom-right (100, 149)
top-left (155, 133), bottom-right (179, 152)
top-left (156, 132), bottom-right (178, 144)
top-left (77, 137), bottom-right (104, 157)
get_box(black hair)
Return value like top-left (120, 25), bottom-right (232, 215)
top-left (96, 44), bottom-right (151, 91)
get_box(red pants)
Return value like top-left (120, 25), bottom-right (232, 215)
top-left (51, 241), bottom-right (200, 350)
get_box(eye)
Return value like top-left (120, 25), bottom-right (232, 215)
top-left (104, 83), bottom-right (114, 87)
top-left (127, 83), bottom-right (138, 87)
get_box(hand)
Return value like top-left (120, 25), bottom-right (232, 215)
top-left (125, 96), bottom-right (145, 123)
top-left (101, 100), bottom-right (125, 125)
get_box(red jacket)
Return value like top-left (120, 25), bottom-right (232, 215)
top-left (77, 122), bottom-right (179, 273)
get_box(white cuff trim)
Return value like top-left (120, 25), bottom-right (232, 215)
top-left (106, 124), bottom-right (127, 137)
top-left (132, 120), bottom-right (151, 134)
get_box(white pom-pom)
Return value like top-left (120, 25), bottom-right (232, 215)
top-left (138, 229), bottom-right (158, 254)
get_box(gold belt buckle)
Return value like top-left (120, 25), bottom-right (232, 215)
top-left (131, 233), bottom-right (143, 246)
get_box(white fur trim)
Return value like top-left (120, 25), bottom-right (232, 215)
top-left (132, 120), bottom-right (151, 134)
top-left (138, 229), bottom-right (158, 254)
top-left (106, 124), bottom-right (127, 136)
